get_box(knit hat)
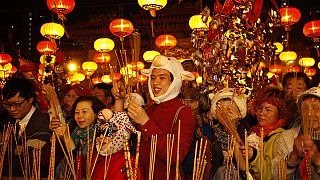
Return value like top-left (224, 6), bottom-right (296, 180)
top-left (62, 84), bottom-right (91, 96)
top-left (210, 88), bottom-right (247, 119)
top-left (124, 93), bottom-right (145, 109)
top-left (141, 55), bottom-right (195, 104)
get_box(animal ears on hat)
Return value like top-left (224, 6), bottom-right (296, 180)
top-left (181, 71), bottom-right (195, 81)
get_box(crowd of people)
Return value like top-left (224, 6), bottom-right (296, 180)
top-left (0, 55), bottom-right (320, 179)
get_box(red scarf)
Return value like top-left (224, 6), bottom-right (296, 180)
top-left (250, 119), bottom-right (287, 138)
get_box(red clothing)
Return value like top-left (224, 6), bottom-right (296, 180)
top-left (138, 98), bottom-right (195, 180)
top-left (92, 150), bottom-right (144, 180)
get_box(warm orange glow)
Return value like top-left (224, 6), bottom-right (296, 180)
top-left (6, 65), bottom-right (17, 74)
top-left (67, 62), bottom-right (78, 72)
top-left (138, 0), bottom-right (167, 17)
top-left (143, 50), bottom-right (160, 62)
top-left (155, 34), bottom-right (177, 50)
top-left (137, 74), bottom-right (148, 83)
top-left (304, 68), bottom-right (316, 77)
top-left (279, 51), bottom-right (297, 62)
top-left (82, 61), bottom-right (98, 72)
top-left (192, 72), bottom-right (199, 78)
top-left (92, 77), bottom-right (103, 84)
top-left (196, 76), bottom-right (203, 84)
top-left (128, 61), bottom-right (145, 71)
top-left (37, 40), bottom-right (57, 55)
top-left (112, 72), bottom-right (122, 80)
top-left (120, 67), bottom-right (133, 76)
top-left (93, 52), bottom-right (111, 65)
top-left (299, 57), bottom-right (315, 67)
top-left (47, 0), bottom-right (75, 15)
top-left (287, 66), bottom-right (301, 73)
top-left (303, 20), bottom-right (320, 37)
top-left (279, 7), bottom-right (301, 26)
top-left (269, 64), bottom-right (282, 75)
top-left (0, 54), bottom-right (12, 65)
top-left (40, 22), bottom-right (64, 39)
top-left (94, 38), bottom-right (115, 52)
top-left (40, 55), bottom-right (56, 64)
top-left (274, 42), bottom-right (284, 53)
top-left (109, 19), bottom-right (134, 40)
top-left (101, 75), bottom-right (112, 83)
top-left (72, 73), bottom-right (85, 82)
top-left (189, 15), bottom-right (211, 31)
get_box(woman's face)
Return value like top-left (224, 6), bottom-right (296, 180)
top-left (63, 89), bottom-right (78, 112)
top-left (182, 98), bottom-right (198, 111)
top-left (257, 102), bottom-right (278, 126)
top-left (216, 99), bottom-right (241, 123)
top-left (74, 100), bottom-right (95, 129)
top-left (150, 68), bottom-right (172, 97)
top-left (301, 97), bottom-right (320, 131)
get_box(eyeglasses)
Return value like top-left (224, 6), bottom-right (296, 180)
top-left (2, 99), bottom-right (27, 109)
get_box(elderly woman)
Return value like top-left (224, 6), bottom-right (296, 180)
top-left (275, 87), bottom-right (320, 179)
top-left (235, 87), bottom-right (291, 180)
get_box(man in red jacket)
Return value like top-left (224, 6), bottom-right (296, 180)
top-left (113, 55), bottom-right (195, 179)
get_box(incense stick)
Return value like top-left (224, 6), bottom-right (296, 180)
top-left (175, 120), bottom-right (181, 180)
top-left (260, 128), bottom-right (264, 180)
top-left (149, 135), bottom-right (157, 180)
top-left (245, 130), bottom-right (249, 180)
top-left (134, 131), bottom-right (141, 180)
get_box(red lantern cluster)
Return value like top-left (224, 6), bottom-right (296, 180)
top-left (304, 68), bottom-right (316, 77)
top-left (269, 64), bottom-right (282, 75)
top-left (0, 53), bottom-right (12, 65)
top-left (279, 7), bottom-right (301, 26)
top-left (37, 40), bottom-right (57, 55)
top-left (287, 66), bottom-right (301, 73)
top-left (47, 0), bottom-right (75, 15)
top-left (303, 20), bottom-right (320, 37)
top-left (93, 52), bottom-right (111, 65)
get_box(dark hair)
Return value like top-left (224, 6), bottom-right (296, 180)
top-left (70, 96), bottom-right (106, 120)
top-left (182, 88), bottom-right (209, 114)
top-left (2, 78), bottom-right (35, 101)
top-left (251, 87), bottom-right (291, 122)
top-left (283, 72), bottom-right (311, 89)
top-left (92, 83), bottom-right (115, 104)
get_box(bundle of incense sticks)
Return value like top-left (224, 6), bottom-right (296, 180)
top-left (134, 131), bottom-right (141, 180)
top-left (278, 156), bottom-right (287, 180)
top-left (192, 138), bottom-right (208, 180)
top-left (0, 124), bottom-right (13, 179)
top-left (167, 134), bottom-right (174, 180)
top-left (149, 135), bottom-right (158, 180)
top-left (245, 130), bottom-right (249, 180)
top-left (259, 128), bottom-right (264, 180)
top-left (124, 138), bottom-right (133, 180)
top-left (216, 106), bottom-right (243, 145)
top-left (175, 120), bottom-right (181, 180)
top-left (225, 136), bottom-right (236, 180)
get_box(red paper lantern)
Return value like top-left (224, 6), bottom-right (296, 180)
top-left (304, 68), bottom-right (316, 77)
top-left (112, 72), bottom-right (122, 80)
top-left (47, 0), bottom-right (75, 15)
top-left (269, 64), bottom-right (282, 75)
top-left (279, 7), bottom-right (301, 26)
top-left (287, 66), bottom-right (301, 73)
top-left (92, 77), bottom-right (103, 84)
top-left (37, 40), bottom-right (57, 55)
top-left (0, 53), bottom-right (12, 65)
top-left (303, 20), bottom-right (320, 37)
top-left (155, 34), bottom-right (177, 50)
top-left (93, 52), bottom-right (111, 65)
top-left (128, 61), bottom-right (145, 71)
top-left (109, 19), bottom-right (134, 41)
top-left (137, 74), bottom-right (148, 83)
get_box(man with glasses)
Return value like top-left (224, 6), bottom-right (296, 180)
top-left (1, 78), bottom-right (51, 177)
top-left (91, 83), bottom-right (114, 108)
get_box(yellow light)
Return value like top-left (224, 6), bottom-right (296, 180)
top-left (82, 61), bottom-right (98, 71)
top-left (138, 0), bottom-right (167, 17)
top-left (94, 38), bottom-right (115, 52)
top-left (279, 51), bottom-right (297, 62)
top-left (120, 67), bottom-right (133, 76)
top-left (267, 72), bottom-right (275, 78)
top-left (101, 75), bottom-right (112, 83)
top-left (72, 73), bottom-right (85, 82)
top-left (299, 57), bottom-right (315, 67)
top-left (0, 71), bottom-right (9, 78)
top-left (128, 61), bottom-right (145, 71)
top-left (274, 42), bottom-right (284, 53)
top-left (67, 62), bottom-right (78, 72)
top-left (40, 55), bottom-right (56, 64)
top-left (2, 63), bottom-right (12, 71)
top-left (40, 22), bottom-right (64, 39)
top-left (189, 15), bottom-right (212, 31)
top-left (143, 50), bottom-right (160, 62)
top-left (196, 76), bottom-right (202, 84)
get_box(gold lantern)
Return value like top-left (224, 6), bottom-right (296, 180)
top-left (189, 15), bottom-right (211, 31)
top-left (299, 57), bottom-right (315, 67)
top-left (72, 73), bottom-right (85, 83)
top-left (82, 61), bottom-right (98, 72)
top-left (94, 38), bottom-right (115, 52)
top-left (279, 51), bottom-right (297, 63)
top-left (101, 75), bottom-right (112, 83)
top-left (274, 42), bottom-right (284, 53)
top-left (40, 22), bottom-right (64, 39)
top-left (143, 50), bottom-right (160, 62)
top-left (138, 0), bottom-right (167, 17)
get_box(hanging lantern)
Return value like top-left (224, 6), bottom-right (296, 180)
top-left (189, 15), bottom-right (211, 31)
top-left (128, 61), bottom-right (145, 71)
top-left (109, 19), bottom-right (134, 41)
top-left (37, 40), bottom-right (57, 55)
top-left (112, 72), bottom-right (122, 80)
top-left (82, 61), bottom-right (98, 72)
top-left (6, 65), bottom-right (17, 75)
top-left (94, 38), bottom-right (115, 52)
top-left (143, 50), bottom-right (160, 62)
top-left (269, 64), bottom-right (282, 75)
top-left (93, 52), bottom-right (111, 65)
top-left (138, 0), bottom-right (167, 17)
top-left (120, 67), bottom-right (133, 76)
top-left (279, 7), bottom-right (301, 26)
top-left (137, 74), bottom-right (148, 83)
top-left (92, 77), bottom-right (103, 84)
top-left (303, 20), bottom-right (320, 37)
top-left (287, 66), bottom-right (301, 72)
top-left (279, 51), bottom-right (297, 63)
top-left (40, 55), bottom-right (56, 64)
top-left (274, 42), bottom-right (284, 53)
top-left (0, 53), bottom-right (12, 65)
top-left (47, 0), bottom-right (75, 15)
top-left (72, 73), bottom-right (85, 82)
top-left (101, 75), bottom-right (113, 83)
top-left (155, 34), bottom-right (177, 50)
top-left (299, 57), bottom-right (315, 67)
top-left (304, 68), bottom-right (316, 77)
top-left (1, 63), bottom-right (12, 71)
top-left (40, 22), bottom-right (65, 39)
